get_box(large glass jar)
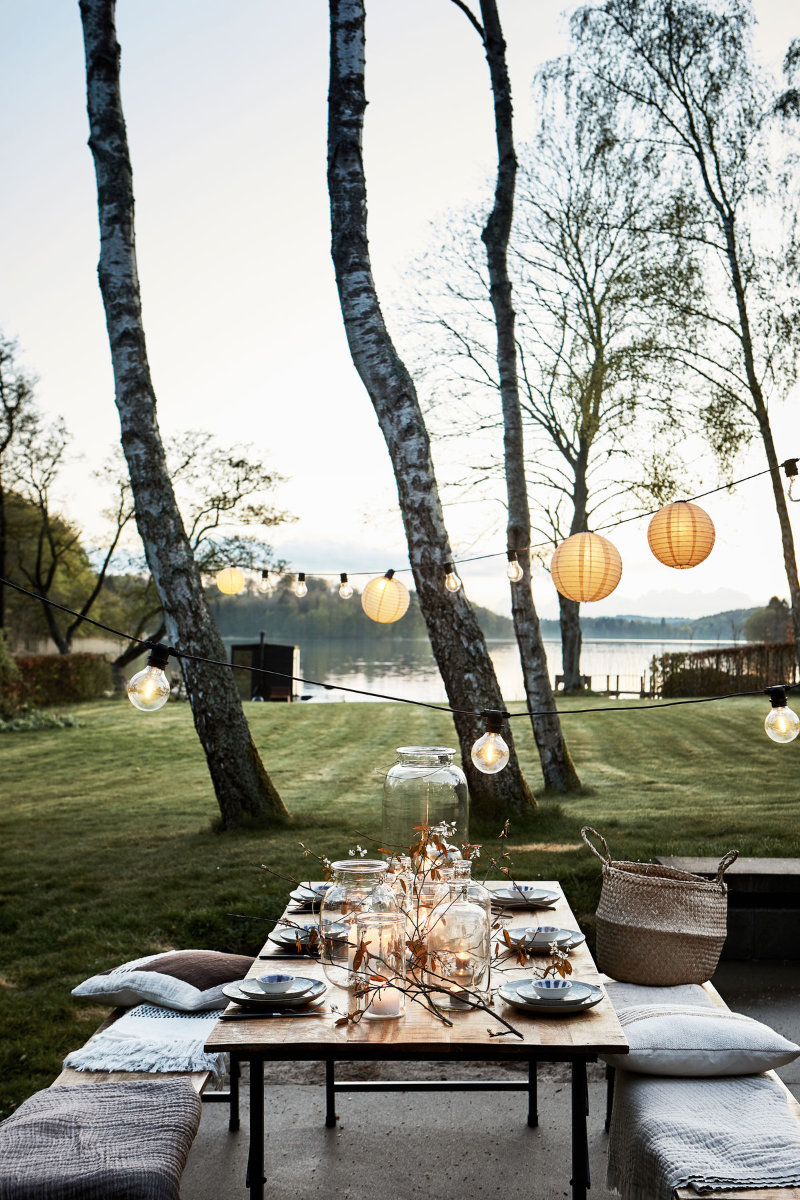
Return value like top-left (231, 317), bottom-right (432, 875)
top-left (425, 883), bottom-right (491, 1009)
top-left (382, 746), bottom-right (468, 853)
top-left (354, 912), bottom-right (406, 1020)
top-left (318, 860), bottom-right (398, 988)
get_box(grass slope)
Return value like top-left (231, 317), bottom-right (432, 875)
top-left (1, 695), bottom-right (797, 1114)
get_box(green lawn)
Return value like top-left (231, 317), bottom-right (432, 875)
top-left (1, 694), bottom-right (797, 1114)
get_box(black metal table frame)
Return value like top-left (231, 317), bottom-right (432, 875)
top-left (241, 1048), bottom-right (594, 1200)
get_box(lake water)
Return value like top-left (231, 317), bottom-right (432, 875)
top-left (291, 636), bottom-right (723, 703)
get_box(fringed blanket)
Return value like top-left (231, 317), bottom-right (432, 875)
top-left (63, 1003), bottom-right (226, 1082)
top-left (0, 1080), bottom-right (201, 1200)
top-left (607, 1072), bottom-right (800, 1200)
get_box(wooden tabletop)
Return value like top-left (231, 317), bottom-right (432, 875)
top-left (205, 881), bottom-right (628, 1061)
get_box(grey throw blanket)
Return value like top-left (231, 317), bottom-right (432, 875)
top-left (0, 1080), bottom-right (202, 1200)
top-left (607, 1072), bottom-right (800, 1200)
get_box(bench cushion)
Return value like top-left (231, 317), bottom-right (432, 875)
top-left (0, 1080), bottom-right (202, 1199)
top-left (607, 1072), bottom-right (800, 1200)
top-left (72, 948), bottom-right (254, 1010)
top-left (601, 1003), bottom-right (800, 1076)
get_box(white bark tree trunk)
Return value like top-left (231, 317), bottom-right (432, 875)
top-left (79, 0), bottom-right (289, 830)
top-left (473, 0), bottom-right (580, 790)
top-left (328, 0), bottom-right (535, 821)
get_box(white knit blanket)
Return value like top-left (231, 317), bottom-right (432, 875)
top-left (63, 1004), bottom-right (226, 1083)
top-left (607, 1072), bottom-right (800, 1200)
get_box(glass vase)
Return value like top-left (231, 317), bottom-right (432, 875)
top-left (382, 746), bottom-right (468, 853)
top-left (318, 860), bottom-right (398, 989)
top-left (354, 912), bottom-right (406, 1020)
top-left (425, 883), bottom-right (491, 1009)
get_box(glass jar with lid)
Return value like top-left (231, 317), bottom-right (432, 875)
top-left (318, 860), bottom-right (398, 988)
top-left (382, 746), bottom-right (468, 853)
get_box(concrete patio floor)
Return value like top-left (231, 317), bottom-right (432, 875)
top-left (180, 962), bottom-right (800, 1200)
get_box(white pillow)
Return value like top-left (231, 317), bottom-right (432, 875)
top-left (601, 1004), bottom-right (800, 1076)
top-left (72, 949), bottom-right (254, 1011)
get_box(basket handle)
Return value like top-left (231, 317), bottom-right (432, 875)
top-left (715, 849), bottom-right (739, 884)
top-left (581, 826), bottom-right (612, 865)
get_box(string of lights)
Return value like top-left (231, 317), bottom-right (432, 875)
top-left (2, 572), bottom-right (798, 773)
top-left (241, 453), bottom-right (796, 604)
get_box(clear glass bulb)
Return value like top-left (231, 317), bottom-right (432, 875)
top-left (506, 558), bottom-right (524, 583)
top-left (339, 580), bottom-right (354, 599)
top-left (444, 570), bottom-right (462, 593)
top-left (293, 577), bottom-right (308, 598)
top-left (471, 731), bottom-right (510, 774)
top-left (127, 665), bottom-right (170, 712)
top-left (258, 571), bottom-right (273, 593)
top-left (765, 705), bottom-right (800, 744)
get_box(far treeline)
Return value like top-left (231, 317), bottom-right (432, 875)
top-left (213, 575), bottom-right (779, 647)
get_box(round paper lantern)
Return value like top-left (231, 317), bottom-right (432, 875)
top-left (361, 570), bottom-right (410, 624)
top-left (551, 532), bottom-right (622, 603)
top-left (215, 566), bottom-right (245, 595)
top-left (647, 500), bottom-right (715, 569)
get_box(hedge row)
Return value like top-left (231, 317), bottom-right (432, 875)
top-left (10, 654), bottom-right (113, 709)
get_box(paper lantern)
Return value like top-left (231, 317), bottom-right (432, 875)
top-left (216, 566), bottom-right (245, 595)
top-left (647, 501), bottom-right (715, 569)
top-left (551, 532), bottom-right (622, 603)
top-left (361, 570), bottom-right (410, 624)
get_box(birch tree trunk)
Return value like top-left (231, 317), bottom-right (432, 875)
top-left (468, 0), bottom-right (580, 791)
top-left (79, 0), bottom-right (289, 830)
top-left (328, 0), bottom-right (535, 821)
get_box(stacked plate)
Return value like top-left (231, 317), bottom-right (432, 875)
top-left (497, 978), bottom-right (603, 1014)
top-left (497, 926), bottom-right (586, 954)
top-left (267, 920), bottom-right (346, 954)
top-left (222, 976), bottom-right (327, 1013)
top-left (287, 883), bottom-right (332, 914)
top-left (490, 886), bottom-right (560, 910)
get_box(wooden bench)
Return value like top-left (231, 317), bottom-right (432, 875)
top-left (604, 979), bottom-right (800, 1199)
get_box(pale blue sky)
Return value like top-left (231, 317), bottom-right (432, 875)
top-left (1, 1), bottom-right (797, 619)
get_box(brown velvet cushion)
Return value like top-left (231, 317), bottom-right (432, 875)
top-left (73, 949), bottom-right (254, 1011)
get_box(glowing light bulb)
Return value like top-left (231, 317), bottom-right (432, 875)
top-left (471, 711), bottom-right (511, 774)
top-left (259, 570), bottom-right (273, 593)
top-left (444, 562), bottom-right (462, 592)
top-left (128, 645), bottom-right (171, 712)
top-left (293, 572), bottom-right (308, 598)
top-left (764, 687), bottom-right (800, 743)
top-left (506, 552), bottom-right (524, 583)
top-left (339, 572), bottom-right (354, 599)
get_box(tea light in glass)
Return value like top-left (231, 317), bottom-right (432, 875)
top-left (354, 912), bottom-right (406, 1020)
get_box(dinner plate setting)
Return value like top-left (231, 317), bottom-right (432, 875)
top-left (490, 886), bottom-right (560, 910)
top-left (222, 977), bottom-right (327, 1012)
top-left (266, 920), bottom-right (347, 953)
top-left (495, 926), bottom-right (586, 954)
top-left (497, 978), bottom-right (603, 1014)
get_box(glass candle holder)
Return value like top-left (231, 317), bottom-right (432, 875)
top-left (425, 883), bottom-right (491, 1009)
top-left (318, 860), bottom-right (398, 989)
top-left (354, 912), bottom-right (406, 1020)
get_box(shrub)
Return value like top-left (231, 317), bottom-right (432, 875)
top-left (0, 633), bottom-right (24, 719)
top-left (13, 654), bottom-right (112, 707)
top-left (0, 708), bottom-right (80, 734)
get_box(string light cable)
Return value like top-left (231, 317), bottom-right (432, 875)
top-left (226, 456), bottom-right (798, 589)
top-left (2, 574), bottom-right (797, 765)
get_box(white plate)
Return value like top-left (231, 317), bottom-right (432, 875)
top-left (499, 927), bottom-right (576, 952)
top-left (239, 977), bottom-right (314, 1000)
top-left (491, 887), bottom-right (560, 908)
top-left (498, 979), bottom-right (603, 1014)
top-left (223, 978), bottom-right (326, 1010)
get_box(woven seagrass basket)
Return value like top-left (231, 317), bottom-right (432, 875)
top-left (581, 827), bottom-right (738, 986)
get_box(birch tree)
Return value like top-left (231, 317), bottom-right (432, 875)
top-left (450, 0), bottom-right (579, 789)
top-left (572, 0), bottom-right (800, 669)
top-left (328, 0), bottom-right (535, 819)
top-left (79, 0), bottom-right (289, 829)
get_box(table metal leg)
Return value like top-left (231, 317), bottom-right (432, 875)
top-left (325, 1060), bottom-right (337, 1127)
top-left (570, 1060), bottom-right (590, 1200)
top-left (605, 1064), bottom-right (615, 1133)
top-left (246, 1058), bottom-right (265, 1199)
top-left (527, 1059), bottom-right (538, 1127)
top-left (229, 1053), bottom-right (241, 1132)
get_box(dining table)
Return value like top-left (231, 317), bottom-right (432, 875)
top-left (205, 879), bottom-right (628, 1200)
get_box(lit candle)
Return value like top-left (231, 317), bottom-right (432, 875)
top-left (355, 913), bottom-right (406, 1020)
